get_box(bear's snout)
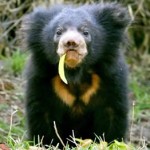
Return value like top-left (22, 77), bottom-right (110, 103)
top-left (57, 29), bottom-right (85, 54)
top-left (57, 29), bottom-right (88, 68)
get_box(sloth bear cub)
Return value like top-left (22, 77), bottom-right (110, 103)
top-left (21, 2), bottom-right (130, 146)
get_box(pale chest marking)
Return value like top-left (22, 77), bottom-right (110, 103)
top-left (52, 74), bottom-right (100, 107)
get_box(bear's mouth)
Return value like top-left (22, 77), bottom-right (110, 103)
top-left (65, 50), bottom-right (80, 68)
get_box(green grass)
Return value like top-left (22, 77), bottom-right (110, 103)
top-left (5, 136), bottom-right (136, 150)
top-left (1, 50), bottom-right (28, 76)
top-left (0, 110), bottom-right (25, 142)
top-left (129, 74), bottom-right (150, 120)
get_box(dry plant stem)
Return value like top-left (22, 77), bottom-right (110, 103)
top-left (2, 18), bottom-right (22, 39)
top-left (67, 130), bottom-right (78, 147)
top-left (0, 79), bottom-right (5, 91)
top-left (134, 0), bottom-right (145, 17)
top-left (8, 109), bottom-right (17, 136)
top-left (38, 136), bottom-right (44, 147)
top-left (53, 143), bottom-right (60, 150)
top-left (53, 121), bottom-right (65, 148)
top-left (129, 101), bottom-right (135, 143)
top-left (71, 130), bottom-right (78, 147)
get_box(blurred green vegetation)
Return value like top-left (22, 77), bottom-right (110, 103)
top-left (0, 0), bottom-right (149, 149)
top-left (1, 50), bottom-right (28, 76)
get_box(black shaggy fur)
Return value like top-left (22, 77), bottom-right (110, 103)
top-left (21, 2), bottom-right (130, 146)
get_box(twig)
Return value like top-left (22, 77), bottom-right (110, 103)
top-left (8, 109), bottom-right (18, 137)
top-left (66, 130), bottom-right (78, 147)
top-left (71, 130), bottom-right (78, 147)
top-left (53, 121), bottom-right (65, 148)
top-left (129, 101), bottom-right (135, 143)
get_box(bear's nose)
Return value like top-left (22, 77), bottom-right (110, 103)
top-left (64, 40), bottom-right (79, 49)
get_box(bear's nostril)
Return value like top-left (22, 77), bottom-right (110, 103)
top-left (65, 40), bottom-right (78, 48)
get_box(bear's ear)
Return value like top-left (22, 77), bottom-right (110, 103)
top-left (21, 5), bottom-right (64, 34)
top-left (19, 5), bottom-right (64, 49)
top-left (92, 3), bottom-right (131, 30)
top-left (20, 7), bottom-right (48, 37)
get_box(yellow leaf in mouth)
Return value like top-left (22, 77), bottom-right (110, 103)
top-left (58, 54), bottom-right (68, 84)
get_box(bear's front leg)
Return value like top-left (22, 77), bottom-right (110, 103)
top-left (25, 76), bottom-right (60, 146)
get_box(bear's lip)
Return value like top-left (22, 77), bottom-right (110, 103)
top-left (66, 49), bottom-right (82, 56)
top-left (65, 50), bottom-right (80, 68)
top-left (66, 49), bottom-right (77, 52)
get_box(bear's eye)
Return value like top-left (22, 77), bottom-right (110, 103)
top-left (56, 28), bottom-right (63, 36)
top-left (83, 30), bottom-right (89, 36)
